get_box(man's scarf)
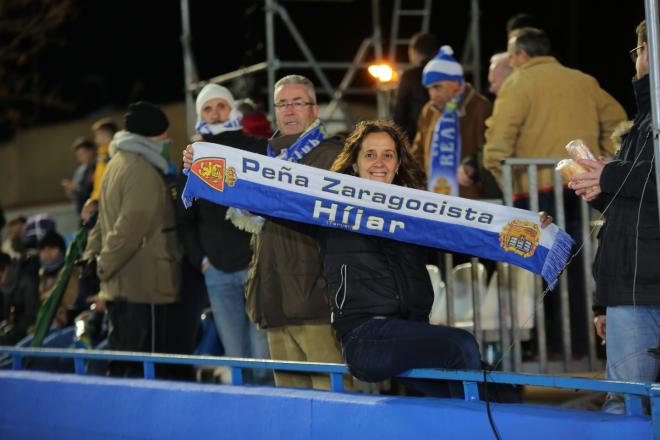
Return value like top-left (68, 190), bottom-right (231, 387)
top-left (183, 143), bottom-right (574, 288)
top-left (195, 108), bottom-right (243, 135)
top-left (428, 96), bottom-right (461, 195)
top-left (266, 118), bottom-right (326, 160)
top-left (225, 118), bottom-right (327, 233)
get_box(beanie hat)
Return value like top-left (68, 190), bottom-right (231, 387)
top-left (124, 101), bottom-right (170, 137)
top-left (195, 84), bottom-right (235, 117)
top-left (422, 45), bottom-right (464, 87)
top-left (23, 214), bottom-right (56, 249)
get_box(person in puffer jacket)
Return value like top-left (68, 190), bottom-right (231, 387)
top-left (321, 119), bottom-right (551, 400)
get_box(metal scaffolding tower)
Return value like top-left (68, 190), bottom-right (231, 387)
top-left (180, 0), bottom-right (483, 134)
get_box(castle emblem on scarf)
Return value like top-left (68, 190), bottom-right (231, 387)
top-left (432, 177), bottom-right (452, 195)
top-left (499, 220), bottom-right (540, 258)
top-left (191, 158), bottom-right (237, 191)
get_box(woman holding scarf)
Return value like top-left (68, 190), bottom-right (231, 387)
top-left (322, 119), bottom-right (551, 399)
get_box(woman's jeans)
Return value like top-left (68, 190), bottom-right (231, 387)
top-left (341, 317), bottom-right (483, 398)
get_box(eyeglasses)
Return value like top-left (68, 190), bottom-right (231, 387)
top-left (630, 45), bottom-right (643, 63)
top-left (273, 101), bottom-right (315, 111)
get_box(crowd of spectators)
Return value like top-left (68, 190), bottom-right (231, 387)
top-left (0, 13), bottom-right (656, 414)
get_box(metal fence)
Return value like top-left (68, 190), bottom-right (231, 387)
top-left (430, 158), bottom-right (600, 375)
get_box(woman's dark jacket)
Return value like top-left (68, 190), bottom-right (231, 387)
top-left (319, 228), bottom-right (434, 340)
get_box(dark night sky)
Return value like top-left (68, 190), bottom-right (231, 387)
top-left (15, 0), bottom-right (650, 132)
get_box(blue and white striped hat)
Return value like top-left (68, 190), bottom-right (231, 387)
top-left (422, 45), bottom-right (464, 87)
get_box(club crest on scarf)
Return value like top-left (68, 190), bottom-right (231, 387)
top-left (191, 158), bottom-right (237, 192)
top-left (499, 220), bottom-right (540, 258)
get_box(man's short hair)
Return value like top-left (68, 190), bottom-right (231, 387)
top-left (91, 117), bottom-right (118, 135)
top-left (490, 52), bottom-right (510, 66)
top-left (490, 52), bottom-right (513, 74)
top-left (637, 20), bottom-right (647, 44)
top-left (38, 230), bottom-right (66, 253)
top-left (71, 137), bottom-right (97, 152)
top-left (7, 216), bottom-right (26, 227)
top-left (511, 27), bottom-right (551, 58)
top-left (506, 13), bottom-right (539, 34)
top-left (274, 75), bottom-right (316, 103)
top-left (410, 32), bottom-right (439, 59)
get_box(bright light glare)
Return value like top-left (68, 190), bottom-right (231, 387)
top-left (368, 64), bottom-right (397, 83)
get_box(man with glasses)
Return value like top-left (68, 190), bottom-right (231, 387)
top-left (244, 75), bottom-right (345, 389)
top-left (184, 75), bottom-right (345, 389)
top-left (570, 20), bottom-right (660, 414)
top-left (483, 27), bottom-right (627, 357)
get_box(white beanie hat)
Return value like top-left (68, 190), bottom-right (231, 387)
top-left (195, 84), bottom-right (235, 117)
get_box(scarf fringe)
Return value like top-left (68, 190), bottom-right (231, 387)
top-left (541, 229), bottom-right (574, 289)
top-left (225, 208), bottom-right (264, 234)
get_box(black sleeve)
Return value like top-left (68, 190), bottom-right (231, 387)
top-left (175, 172), bottom-right (206, 270)
top-left (6, 260), bottom-right (40, 343)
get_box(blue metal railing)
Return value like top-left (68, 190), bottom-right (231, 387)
top-left (1, 346), bottom-right (658, 438)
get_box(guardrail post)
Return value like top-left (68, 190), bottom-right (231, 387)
top-left (12, 354), bottom-right (22, 370)
top-left (650, 384), bottom-right (660, 440)
top-left (623, 392), bottom-right (645, 416)
top-left (231, 367), bottom-right (244, 385)
top-left (74, 358), bottom-right (86, 375)
top-left (463, 381), bottom-right (479, 401)
top-left (143, 362), bottom-right (156, 379)
top-left (330, 372), bottom-right (345, 392)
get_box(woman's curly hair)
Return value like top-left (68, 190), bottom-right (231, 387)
top-left (331, 119), bottom-right (426, 190)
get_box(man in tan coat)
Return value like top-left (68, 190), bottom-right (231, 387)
top-left (483, 28), bottom-right (626, 355)
top-left (92, 101), bottom-right (181, 376)
top-left (484, 28), bottom-right (626, 195)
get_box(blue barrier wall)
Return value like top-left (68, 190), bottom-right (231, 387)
top-left (0, 371), bottom-right (652, 439)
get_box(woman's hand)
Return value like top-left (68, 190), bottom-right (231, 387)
top-left (539, 211), bottom-right (553, 229)
top-left (183, 144), bottom-right (194, 170)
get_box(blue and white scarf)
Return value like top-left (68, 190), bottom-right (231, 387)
top-left (266, 118), bottom-right (326, 160)
top-left (428, 96), bottom-right (461, 195)
top-left (195, 108), bottom-right (243, 135)
top-left (183, 144), bottom-right (574, 288)
top-left (225, 118), bottom-right (327, 233)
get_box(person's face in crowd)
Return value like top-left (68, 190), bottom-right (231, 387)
top-left (38, 246), bottom-right (62, 267)
top-left (7, 222), bottom-right (25, 239)
top-left (274, 84), bottom-right (319, 136)
top-left (427, 80), bottom-right (462, 109)
top-left (507, 37), bottom-right (528, 69)
top-left (635, 41), bottom-right (649, 80)
top-left (408, 47), bottom-right (424, 66)
top-left (488, 61), bottom-right (510, 96)
top-left (93, 129), bottom-right (113, 147)
top-left (352, 132), bottom-right (400, 184)
top-left (75, 147), bottom-right (96, 166)
top-left (201, 98), bottom-right (232, 124)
